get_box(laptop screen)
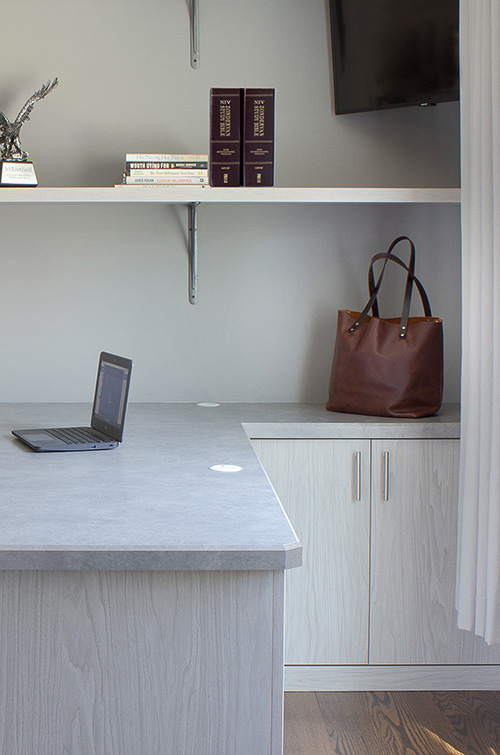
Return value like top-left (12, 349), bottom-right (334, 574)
top-left (91, 352), bottom-right (133, 441)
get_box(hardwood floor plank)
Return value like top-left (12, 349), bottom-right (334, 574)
top-left (284, 691), bottom-right (500, 755)
top-left (319, 691), bottom-right (393, 754)
top-left (283, 693), bottom-right (333, 755)
top-left (429, 691), bottom-right (500, 753)
top-left (367, 691), bottom-right (462, 754)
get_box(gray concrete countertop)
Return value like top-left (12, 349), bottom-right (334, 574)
top-left (0, 402), bottom-right (459, 571)
top-left (1, 403), bottom-right (304, 571)
top-left (243, 402), bottom-right (460, 439)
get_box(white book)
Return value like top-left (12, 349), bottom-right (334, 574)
top-left (126, 153), bottom-right (208, 162)
top-left (128, 169), bottom-right (208, 177)
top-left (123, 176), bottom-right (209, 185)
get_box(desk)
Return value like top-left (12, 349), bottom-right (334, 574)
top-left (0, 403), bottom-right (302, 755)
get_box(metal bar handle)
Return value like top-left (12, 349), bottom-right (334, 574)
top-left (383, 451), bottom-right (389, 501)
top-left (355, 451), bottom-right (361, 501)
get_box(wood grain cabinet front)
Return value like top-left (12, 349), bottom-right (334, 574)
top-left (370, 439), bottom-right (500, 665)
top-left (252, 437), bottom-right (500, 669)
top-left (251, 439), bottom-right (370, 665)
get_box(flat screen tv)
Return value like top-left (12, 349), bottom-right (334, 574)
top-left (330, 0), bottom-right (459, 115)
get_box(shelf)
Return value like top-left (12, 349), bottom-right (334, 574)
top-left (0, 185), bottom-right (460, 306)
top-left (0, 186), bottom-right (461, 204)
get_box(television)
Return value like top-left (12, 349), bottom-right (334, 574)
top-left (329, 0), bottom-right (459, 115)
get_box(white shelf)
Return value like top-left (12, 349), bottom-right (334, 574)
top-left (1, 185), bottom-right (460, 305)
top-left (0, 186), bottom-right (461, 204)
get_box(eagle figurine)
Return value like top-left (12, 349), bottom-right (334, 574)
top-left (0, 78), bottom-right (58, 162)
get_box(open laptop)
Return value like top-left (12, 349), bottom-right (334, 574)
top-left (12, 352), bottom-right (133, 452)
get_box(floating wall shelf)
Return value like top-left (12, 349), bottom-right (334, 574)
top-left (0, 186), bottom-right (461, 204)
top-left (0, 186), bottom-right (461, 303)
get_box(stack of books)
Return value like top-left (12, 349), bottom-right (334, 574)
top-left (210, 88), bottom-right (275, 187)
top-left (120, 154), bottom-right (208, 185)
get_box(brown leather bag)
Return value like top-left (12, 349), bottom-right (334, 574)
top-left (326, 236), bottom-right (443, 418)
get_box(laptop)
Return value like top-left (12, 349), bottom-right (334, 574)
top-left (12, 352), bottom-right (133, 452)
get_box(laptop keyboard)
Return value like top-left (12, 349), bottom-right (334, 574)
top-left (46, 427), bottom-right (109, 445)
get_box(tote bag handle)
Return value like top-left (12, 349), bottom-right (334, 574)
top-left (349, 237), bottom-right (433, 339)
top-left (369, 236), bottom-right (415, 318)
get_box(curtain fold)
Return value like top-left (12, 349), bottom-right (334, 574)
top-left (457, 0), bottom-right (500, 645)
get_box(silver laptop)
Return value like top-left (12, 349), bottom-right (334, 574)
top-left (12, 352), bottom-right (133, 452)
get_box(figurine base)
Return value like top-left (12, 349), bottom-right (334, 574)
top-left (0, 161), bottom-right (38, 187)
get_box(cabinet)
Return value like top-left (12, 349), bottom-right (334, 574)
top-left (252, 439), bottom-right (371, 665)
top-left (369, 439), bottom-right (498, 665)
top-left (250, 410), bottom-right (500, 690)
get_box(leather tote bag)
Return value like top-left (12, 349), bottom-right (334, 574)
top-left (326, 236), bottom-right (443, 418)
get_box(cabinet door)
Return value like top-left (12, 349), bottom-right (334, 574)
top-left (370, 439), bottom-right (500, 664)
top-left (251, 439), bottom-right (370, 665)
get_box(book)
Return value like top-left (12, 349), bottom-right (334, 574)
top-left (126, 161), bottom-right (207, 171)
top-left (114, 184), bottom-right (209, 188)
top-left (243, 89), bottom-right (275, 186)
top-left (122, 176), bottom-right (208, 184)
top-left (126, 153), bottom-right (208, 162)
top-left (127, 169), bottom-right (208, 178)
top-left (121, 153), bottom-right (209, 186)
top-left (210, 88), bottom-right (242, 187)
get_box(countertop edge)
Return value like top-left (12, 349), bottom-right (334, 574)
top-left (244, 422), bottom-right (460, 439)
top-left (243, 403), bottom-right (460, 440)
top-left (0, 543), bottom-right (303, 571)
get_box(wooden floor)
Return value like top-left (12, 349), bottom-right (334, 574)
top-left (284, 691), bottom-right (500, 754)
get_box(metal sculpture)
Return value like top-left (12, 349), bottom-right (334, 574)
top-left (0, 78), bottom-right (59, 161)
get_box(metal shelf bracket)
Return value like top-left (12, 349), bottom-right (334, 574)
top-left (190, 0), bottom-right (200, 69)
top-left (188, 202), bottom-right (200, 304)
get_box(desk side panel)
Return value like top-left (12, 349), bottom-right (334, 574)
top-left (0, 570), bottom-right (283, 755)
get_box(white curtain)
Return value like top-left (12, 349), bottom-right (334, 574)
top-left (457, 0), bottom-right (500, 645)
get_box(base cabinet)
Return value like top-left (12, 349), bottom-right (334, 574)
top-left (252, 439), bottom-right (370, 665)
top-left (252, 435), bottom-right (500, 688)
top-left (369, 439), bottom-right (499, 665)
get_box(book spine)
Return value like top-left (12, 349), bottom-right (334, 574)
top-left (243, 89), bottom-right (275, 186)
top-left (127, 169), bottom-right (208, 177)
top-left (210, 88), bottom-right (242, 187)
top-left (123, 176), bottom-right (208, 184)
top-left (126, 154), bottom-right (208, 162)
top-left (126, 161), bottom-right (208, 170)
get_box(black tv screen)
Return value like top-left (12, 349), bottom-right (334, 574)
top-left (330, 0), bottom-right (459, 114)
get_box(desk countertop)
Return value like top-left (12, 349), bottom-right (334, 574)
top-left (0, 402), bottom-right (459, 571)
top-left (1, 402), bottom-right (303, 571)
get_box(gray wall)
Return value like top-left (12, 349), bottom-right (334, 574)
top-left (0, 0), bottom-right (461, 403)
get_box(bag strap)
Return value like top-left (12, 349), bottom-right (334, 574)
top-left (349, 238), bottom-right (432, 339)
top-left (369, 236), bottom-right (415, 319)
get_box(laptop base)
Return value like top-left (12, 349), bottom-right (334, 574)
top-left (12, 428), bottom-right (118, 452)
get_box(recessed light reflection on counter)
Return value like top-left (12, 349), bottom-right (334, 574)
top-left (209, 464), bottom-right (243, 473)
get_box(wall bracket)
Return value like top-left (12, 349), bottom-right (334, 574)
top-left (188, 202), bottom-right (200, 304)
top-left (190, 0), bottom-right (200, 68)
